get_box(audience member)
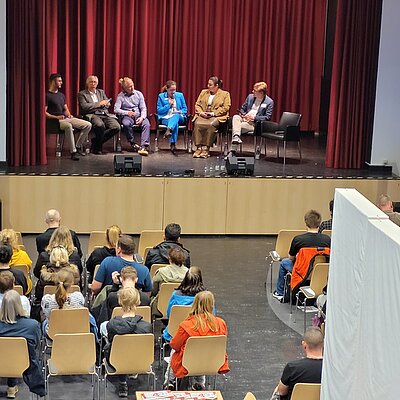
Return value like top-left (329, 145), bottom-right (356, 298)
top-left (41, 269), bottom-right (85, 334)
top-left (45, 73), bottom-right (92, 160)
top-left (78, 75), bottom-right (121, 154)
top-left (34, 226), bottom-right (82, 279)
top-left (0, 229), bottom-right (33, 294)
top-left (104, 287), bottom-right (152, 398)
top-left (156, 80), bottom-right (188, 153)
top-left (150, 247), bottom-right (188, 316)
top-left (0, 270), bottom-right (30, 317)
top-left (0, 245), bottom-right (28, 295)
top-left (114, 77), bottom-right (150, 156)
top-left (145, 223), bottom-right (190, 270)
top-left (192, 76), bottom-right (231, 158)
top-left (229, 82), bottom-right (273, 153)
top-left (0, 290), bottom-right (46, 398)
top-left (377, 194), bottom-right (400, 226)
top-left (163, 266), bottom-right (206, 342)
top-left (318, 200), bottom-right (334, 233)
top-left (271, 327), bottom-right (323, 400)
top-left (273, 210), bottom-right (331, 301)
top-left (86, 225), bottom-right (122, 282)
top-left (91, 235), bottom-right (152, 295)
top-left (35, 209), bottom-right (82, 257)
top-left (167, 291), bottom-right (229, 390)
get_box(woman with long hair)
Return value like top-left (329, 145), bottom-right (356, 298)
top-left (167, 290), bottom-right (229, 390)
top-left (0, 244), bottom-right (28, 295)
top-left (0, 290), bottom-right (46, 397)
top-left (34, 226), bottom-right (82, 278)
top-left (86, 225), bottom-right (122, 282)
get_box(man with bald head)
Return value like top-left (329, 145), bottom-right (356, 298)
top-left (35, 209), bottom-right (82, 257)
top-left (78, 75), bottom-right (120, 154)
top-left (377, 194), bottom-right (400, 227)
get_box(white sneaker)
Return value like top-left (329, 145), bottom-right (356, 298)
top-left (272, 291), bottom-right (284, 302)
top-left (232, 134), bottom-right (242, 144)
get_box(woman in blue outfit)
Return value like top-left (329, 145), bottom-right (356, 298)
top-left (156, 80), bottom-right (188, 153)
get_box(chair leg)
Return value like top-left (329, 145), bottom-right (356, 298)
top-left (276, 142), bottom-right (279, 160)
top-left (293, 294), bottom-right (299, 321)
top-left (298, 141), bottom-right (302, 163)
top-left (155, 130), bottom-right (159, 152)
top-left (283, 141), bottom-right (286, 166)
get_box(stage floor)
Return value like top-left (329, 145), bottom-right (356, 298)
top-left (2, 133), bottom-right (396, 179)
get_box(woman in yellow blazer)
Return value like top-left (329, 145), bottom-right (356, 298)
top-left (192, 76), bottom-right (231, 158)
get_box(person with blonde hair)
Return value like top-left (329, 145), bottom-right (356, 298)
top-left (0, 244), bottom-right (28, 295)
top-left (104, 287), bottom-right (152, 397)
top-left (34, 225), bottom-right (82, 279)
top-left (41, 269), bottom-right (85, 334)
top-left (114, 77), bottom-right (150, 156)
top-left (86, 225), bottom-right (122, 282)
top-left (0, 290), bottom-right (46, 398)
top-left (0, 229), bottom-right (33, 294)
top-left (168, 290), bottom-right (229, 390)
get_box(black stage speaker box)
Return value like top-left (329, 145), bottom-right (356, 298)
top-left (114, 155), bottom-right (142, 175)
top-left (226, 156), bottom-right (255, 176)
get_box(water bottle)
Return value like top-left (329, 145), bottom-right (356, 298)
top-left (223, 142), bottom-right (228, 156)
top-left (204, 165), bottom-right (209, 177)
top-left (55, 141), bottom-right (62, 158)
top-left (116, 136), bottom-right (122, 152)
top-left (220, 157), bottom-right (226, 174)
top-left (209, 164), bottom-right (214, 177)
top-left (188, 138), bottom-right (192, 154)
top-left (84, 137), bottom-right (91, 154)
top-left (215, 157), bottom-right (220, 174)
top-left (255, 145), bottom-right (261, 160)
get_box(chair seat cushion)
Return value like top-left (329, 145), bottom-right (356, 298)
top-left (262, 132), bottom-right (285, 140)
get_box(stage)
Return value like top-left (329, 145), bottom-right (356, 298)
top-left (1, 133), bottom-right (399, 235)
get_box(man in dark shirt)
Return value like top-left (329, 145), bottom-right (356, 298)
top-left (273, 210), bottom-right (331, 300)
top-left (35, 209), bottom-right (82, 257)
top-left (45, 73), bottom-right (92, 160)
top-left (272, 327), bottom-right (323, 399)
top-left (318, 199), bottom-right (334, 233)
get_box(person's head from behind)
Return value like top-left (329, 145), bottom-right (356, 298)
top-left (0, 244), bottom-right (12, 266)
top-left (329, 199), bottom-right (334, 216)
top-left (190, 290), bottom-right (216, 331)
top-left (48, 73), bottom-right (62, 90)
top-left (118, 287), bottom-right (140, 313)
top-left (165, 223), bottom-right (181, 242)
top-left (0, 290), bottom-right (24, 324)
top-left (0, 229), bottom-right (19, 251)
top-left (119, 77), bottom-right (134, 94)
top-left (106, 225), bottom-right (122, 248)
top-left (47, 226), bottom-right (75, 254)
top-left (45, 209), bottom-right (61, 227)
top-left (304, 210), bottom-right (321, 229)
top-left (49, 246), bottom-right (70, 268)
top-left (120, 266), bottom-right (138, 287)
top-left (302, 327), bottom-right (324, 355)
top-left (55, 269), bottom-right (74, 309)
top-left (116, 235), bottom-right (135, 256)
top-left (378, 194), bottom-right (393, 211)
top-left (168, 247), bottom-right (186, 267)
top-left (178, 266), bottom-right (205, 296)
top-left (0, 270), bottom-right (15, 294)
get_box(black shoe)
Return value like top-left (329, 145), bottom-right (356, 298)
top-left (118, 382), bottom-right (128, 398)
top-left (224, 150), bottom-right (236, 160)
top-left (191, 383), bottom-right (205, 391)
top-left (76, 147), bottom-right (86, 156)
top-left (93, 150), bottom-right (104, 155)
top-left (70, 152), bottom-right (79, 161)
top-left (170, 143), bottom-right (176, 154)
top-left (130, 142), bottom-right (141, 152)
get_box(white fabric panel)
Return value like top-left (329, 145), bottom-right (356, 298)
top-left (321, 188), bottom-right (399, 400)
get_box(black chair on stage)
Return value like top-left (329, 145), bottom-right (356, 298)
top-left (154, 114), bottom-right (192, 152)
top-left (46, 119), bottom-right (65, 157)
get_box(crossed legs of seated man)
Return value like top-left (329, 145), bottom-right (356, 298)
top-left (121, 115), bottom-right (151, 155)
top-left (273, 258), bottom-right (294, 300)
top-left (90, 115), bottom-right (121, 154)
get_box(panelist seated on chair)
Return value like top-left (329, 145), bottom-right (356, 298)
top-left (157, 80), bottom-right (188, 153)
top-left (45, 73), bottom-right (92, 160)
top-left (78, 75), bottom-right (121, 155)
top-left (230, 81), bottom-right (273, 150)
top-left (272, 210), bottom-right (331, 302)
top-left (271, 327), bottom-right (323, 400)
top-left (114, 76), bottom-right (151, 156)
top-left (192, 76), bottom-right (231, 159)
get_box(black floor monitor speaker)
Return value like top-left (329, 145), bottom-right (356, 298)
top-left (226, 156), bottom-right (255, 176)
top-left (114, 154), bottom-right (142, 175)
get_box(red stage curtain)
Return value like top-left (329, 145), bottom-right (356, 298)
top-left (326, 0), bottom-right (382, 169)
top-left (7, 0), bottom-right (327, 166)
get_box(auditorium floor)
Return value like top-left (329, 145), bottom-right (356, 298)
top-left (0, 235), bottom-right (307, 400)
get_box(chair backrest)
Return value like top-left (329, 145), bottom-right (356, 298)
top-left (309, 263), bottom-right (329, 296)
top-left (157, 282), bottom-right (179, 318)
top-left (48, 333), bottom-right (96, 375)
top-left (138, 230), bottom-right (164, 258)
top-left (87, 231), bottom-right (108, 255)
top-left (279, 112), bottom-right (302, 130)
top-left (243, 392), bottom-right (257, 400)
top-left (47, 308), bottom-right (90, 340)
top-left (143, 246), bottom-right (153, 263)
top-left (46, 118), bottom-right (62, 134)
top-left (182, 335), bottom-right (227, 376)
top-left (291, 383), bottom-right (321, 400)
top-left (0, 337), bottom-right (29, 377)
top-left (109, 334), bottom-right (154, 374)
top-left (167, 305), bottom-right (192, 338)
top-left (150, 263), bottom-right (168, 280)
top-left (323, 230), bottom-right (332, 237)
top-left (43, 285), bottom-right (80, 296)
top-left (11, 264), bottom-right (30, 280)
top-left (13, 285), bottom-right (23, 295)
top-left (111, 305), bottom-right (151, 323)
top-left (275, 230), bottom-right (307, 258)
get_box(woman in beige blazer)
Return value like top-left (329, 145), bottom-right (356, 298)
top-left (192, 76), bottom-right (231, 158)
